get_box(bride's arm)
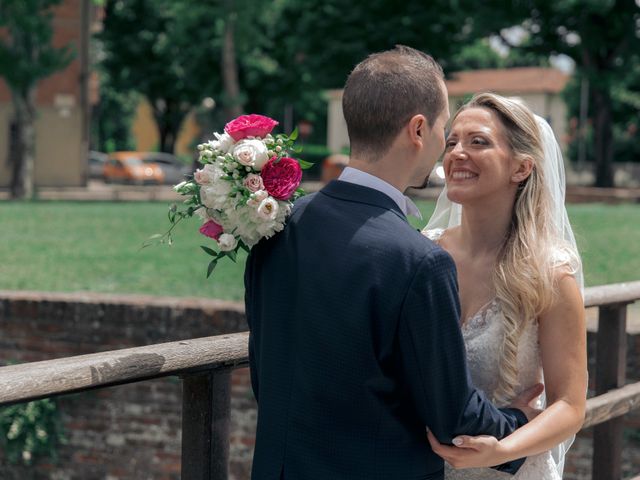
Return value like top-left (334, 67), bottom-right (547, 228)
top-left (428, 272), bottom-right (587, 468)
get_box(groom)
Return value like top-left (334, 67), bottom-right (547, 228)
top-left (245, 46), bottom-right (531, 480)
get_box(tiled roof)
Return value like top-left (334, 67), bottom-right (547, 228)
top-left (445, 67), bottom-right (570, 96)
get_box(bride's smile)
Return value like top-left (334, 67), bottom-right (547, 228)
top-left (443, 107), bottom-right (524, 204)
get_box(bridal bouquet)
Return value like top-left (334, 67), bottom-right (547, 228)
top-left (157, 114), bottom-right (311, 277)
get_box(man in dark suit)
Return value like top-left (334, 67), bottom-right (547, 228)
top-left (244, 46), bottom-right (535, 480)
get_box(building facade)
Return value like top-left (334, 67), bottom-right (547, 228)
top-left (327, 67), bottom-right (571, 155)
top-left (0, 0), bottom-right (94, 189)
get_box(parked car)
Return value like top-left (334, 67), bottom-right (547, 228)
top-left (142, 152), bottom-right (191, 185)
top-left (88, 151), bottom-right (107, 179)
top-left (103, 152), bottom-right (164, 185)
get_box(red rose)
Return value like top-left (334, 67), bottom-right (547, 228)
top-left (199, 220), bottom-right (224, 240)
top-left (261, 157), bottom-right (302, 200)
top-left (224, 114), bottom-right (279, 141)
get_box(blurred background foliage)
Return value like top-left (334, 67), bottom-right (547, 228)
top-left (89, 0), bottom-right (639, 186)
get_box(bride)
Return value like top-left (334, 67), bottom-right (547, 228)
top-left (422, 93), bottom-right (587, 479)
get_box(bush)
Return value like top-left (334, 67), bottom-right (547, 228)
top-left (298, 144), bottom-right (331, 180)
top-left (0, 398), bottom-right (66, 466)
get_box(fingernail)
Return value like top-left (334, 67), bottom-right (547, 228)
top-left (452, 437), bottom-right (463, 446)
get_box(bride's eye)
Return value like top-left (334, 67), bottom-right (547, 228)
top-left (445, 139), bottom-right (457, 149)
top-left (471, 136), bottom-right (489, 146)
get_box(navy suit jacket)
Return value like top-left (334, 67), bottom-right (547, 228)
top-left (244, 180), bottom-right (527, 480)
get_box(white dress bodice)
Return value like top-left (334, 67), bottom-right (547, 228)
top-left (424, 229), bottom-right (563, 480)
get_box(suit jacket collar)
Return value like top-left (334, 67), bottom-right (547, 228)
top-left (320, 180), bottom-right (408, 222)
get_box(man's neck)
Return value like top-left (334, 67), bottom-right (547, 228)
top-left (348, 157), bottom-right (409, 193)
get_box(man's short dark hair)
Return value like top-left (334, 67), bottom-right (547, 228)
top-left (342, 45), bottom-right (445, 161)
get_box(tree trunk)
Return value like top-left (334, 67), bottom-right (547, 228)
top-left (592, 86), bottom-right (615, 188)
top-left (152, 98), bottom-right (187, 154)
top-left (221, 0), bottom-right (243, 120)
top-left (158, 118), bottom-right (177, 154)
top-left (10, 90), bottom-right (36, 199)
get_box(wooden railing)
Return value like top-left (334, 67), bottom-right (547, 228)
top-left (1, 281), bottom-right (640, 480)
top-left (583, 281), bottom-right (640, 479)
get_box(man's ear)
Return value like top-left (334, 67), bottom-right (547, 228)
top-left (512, 157), bottom-right (534, 183)
top-left (408, 114), bottom-right (427, 147)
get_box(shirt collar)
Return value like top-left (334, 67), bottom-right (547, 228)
top-left (338, 167), bottom-right (423, 220)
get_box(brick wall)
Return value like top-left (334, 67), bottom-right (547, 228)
top-left (0, 291), bottom-right (639, 479)
top-left (0, 291), bottom-right (255, 480)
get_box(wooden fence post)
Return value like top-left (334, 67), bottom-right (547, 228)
top-left (592, 303), bottom-right (628, 480)
top-left (181, 369), bottom-right (231, 480)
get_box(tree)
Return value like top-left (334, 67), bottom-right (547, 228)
top-left (91, 73), bottom-right (138, 153)
top-left (99, 0), bottom-right (222, 153)
top-left (447, 37), bottom-right (549, 72)
top-left (494, 0), bottom-right (640, 187)
top-left (238, 0), bottom-right (503, 144)
top-left (99, 0), bottom-right (275, 153)
top-left (241, 0), bottom-right (539, 142)
top-left (564, 51), bottom-right (640, 170)
top-left (0, 0), bottom-right (73, 199)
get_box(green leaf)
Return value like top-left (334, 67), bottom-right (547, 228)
top-left (292, 187), bottom-right (307, 201)
top-left (226, 250), bottom-right (238, 263)
top-left (201, 245), bottom-right (218, 257)
top-left (239, 242), bottom-right (250, 253)
top-left (206, 259), bottom-right (218, 278)
top-left (298, 159), bottom-right (315, 170)
top-left (289, 127), bottom-right (299, 140)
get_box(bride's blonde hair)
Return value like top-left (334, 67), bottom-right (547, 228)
top-left (454, 93), bottom-right (576, 405)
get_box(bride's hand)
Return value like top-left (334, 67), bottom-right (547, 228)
top-left (426, 429), bottom-right (508, 469)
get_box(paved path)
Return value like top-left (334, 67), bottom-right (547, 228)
top-left (1, 181), bottom-right (638, 203)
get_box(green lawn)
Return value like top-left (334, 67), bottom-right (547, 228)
top-left (0, 200), bottom-right (638, 301)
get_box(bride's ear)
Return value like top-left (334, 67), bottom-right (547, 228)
top-left (511, 156), bottom-right (534, 183)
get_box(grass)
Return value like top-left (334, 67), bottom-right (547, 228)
top-left (0, 200), bottom-right (638, 301)
top-left (0, 201), bottom-right (248, 300)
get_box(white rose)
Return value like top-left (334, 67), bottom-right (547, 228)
top-left (218, 233), bottom-right (238, 251)
top-left (257, 197), bottom-right (279, 221)
top-left (194, 164), bottom-right (224, 185)
top-left (243, 173), bottom-right (264, 193)
top-left (247, 189), bottom-right (269, 207)
top-left (213, 132), bottom-right (235, 153)
top-left (232, 139), bottom-right (269, 169)
top-left (200, 182), bottom-right (232, 210)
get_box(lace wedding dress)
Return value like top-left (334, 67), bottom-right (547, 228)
top-left (425, 228), bottom-right (563, 480)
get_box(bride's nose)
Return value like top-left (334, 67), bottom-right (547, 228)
top-left (448, 141), bottom-right (467, 160)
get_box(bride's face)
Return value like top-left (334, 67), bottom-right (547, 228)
top-left (442, 107), bottom-right (520, 204)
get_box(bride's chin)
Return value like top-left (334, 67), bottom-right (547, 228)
top-left (445, 186), bottom-right (470, 204)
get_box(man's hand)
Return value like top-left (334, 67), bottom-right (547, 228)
top-left (509, 383), bottom-right (544, 421)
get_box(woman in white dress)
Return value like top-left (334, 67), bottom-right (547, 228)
top-left (423, 93), bottom-right (587, 479)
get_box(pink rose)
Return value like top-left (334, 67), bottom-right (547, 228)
top-left (261, 157), bottom-right (302, 200)
top-left (194, 169), bottom-right (208, 185)
top-left (243, 173), bottom-right (264, 192)
top-left (199, 220), bottom-right (224, 240)
top-left (224, 114), bottom-right (279, 141)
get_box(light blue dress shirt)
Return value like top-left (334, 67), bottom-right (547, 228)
top-left (338, 167), bottom-right (423, 219)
